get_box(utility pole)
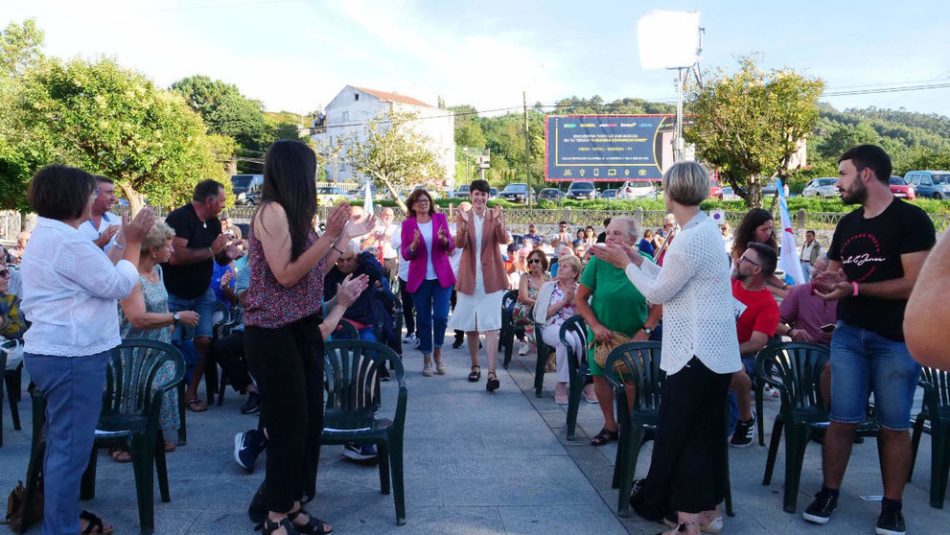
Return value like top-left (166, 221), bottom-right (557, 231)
top-left (523, 90), bottom-right (532, 209)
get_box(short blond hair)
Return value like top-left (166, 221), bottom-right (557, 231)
top-left (663, 161), bottom-right (709, 206)
top-left (558, 255), bottom-right (582, 280)
top-left (141, 220), bottom-right (175, 253)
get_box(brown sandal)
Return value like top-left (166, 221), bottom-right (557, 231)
top-left (467, 365), bottom-right (481, 382)
top-left (110, 449), bottom-right (133, 463)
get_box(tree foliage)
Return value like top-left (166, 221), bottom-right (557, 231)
top-left (171, 75), bottom-right (272, 160)
top-left (13, 58), bottom-right (232, 211)
top-left (685, 58), bottom-right (825, 208)
top-left (346, 111), bottom-right (445, 212)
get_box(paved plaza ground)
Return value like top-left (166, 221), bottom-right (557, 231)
top-left (1, 340), bottom-right (948, 534)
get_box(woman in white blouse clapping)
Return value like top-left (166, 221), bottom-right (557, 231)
top-left (21, 165), bottom-right (155, 535)
top-left (592, 162), bottom-right (741, 535)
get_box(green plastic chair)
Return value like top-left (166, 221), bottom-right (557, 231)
top-left (755, 342), bottom-right (832, 513)
top-left (22, 339), bottom-right (185, 534)
top-left (909, 365), bottom-right (950, 508)
top-left (558, 315), bottom-right (591, 441)
top-left (500, 290), bottom-right (520, 369)
top-left (603, 341), bottom-right (663, 517)
top-left (319, 340), bottom-right (408, 525)
top-left (533, 321), bottom-right (554, 398)
top-left (605, 342), bottom-right (734, 518)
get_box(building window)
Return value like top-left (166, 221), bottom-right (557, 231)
top-left (354, 93), bottom-right (359, 101)
top-left (342, 111), bottom-right (349, 122)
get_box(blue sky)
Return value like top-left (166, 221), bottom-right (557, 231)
top-left (7, 0), bottom-right (950, 116)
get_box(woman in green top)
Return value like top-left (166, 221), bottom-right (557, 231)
top-left (575, 217), bottom-right (662, 446)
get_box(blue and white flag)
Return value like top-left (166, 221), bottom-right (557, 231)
top-left (776, 178), bottom-right (805, 285)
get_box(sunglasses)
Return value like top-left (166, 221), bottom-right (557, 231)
top-left (0, 269), bottom-right (9, 278)
top-left (527, 258), bottom-right (542, 264)
top-left (739, 256), bottom-right (760, 267)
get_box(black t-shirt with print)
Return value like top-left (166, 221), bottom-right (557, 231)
top-left (827, 199), bottom-right (935, 341)
top-left (162, 203), bottom-right (222, 299)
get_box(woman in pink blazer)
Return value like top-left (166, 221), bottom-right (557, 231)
top-left (400, 188), bottom-right (456, 376)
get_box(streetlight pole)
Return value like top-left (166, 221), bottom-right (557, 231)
top-left (523, 90), bottom-right (532, 209)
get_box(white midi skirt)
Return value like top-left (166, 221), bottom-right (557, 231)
top-left (449, 287), bottom-right (504, 332)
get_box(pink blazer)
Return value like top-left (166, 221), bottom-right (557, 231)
top-left (400, 212), bottom-right (456, 293)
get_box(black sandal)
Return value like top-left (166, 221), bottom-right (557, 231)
top-left (590, 427), bottom-right (618, 446)
top-left (468, 365), bottom-right (481, 382)
top-left (486, 371), bottom-right (500, 392)
top-left (80, 510), bottom-right (114, 535)
top-left (288, 509), bottom-right (333, 535)
top-left (258, 517), bottom-right (299, 535)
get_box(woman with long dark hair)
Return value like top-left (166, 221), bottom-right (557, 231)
top-left (244, 140), bottom-right (373, 535)
top-left (400, 188), bottom-right (455, 376)
top-left (731, 207), bottom-right (788, 296)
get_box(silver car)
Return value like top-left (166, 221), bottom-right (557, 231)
top-left (802, 177), bottom-right (838, 198)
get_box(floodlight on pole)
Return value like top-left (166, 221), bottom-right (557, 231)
top-left (637, 10), bottom-right (703, 163)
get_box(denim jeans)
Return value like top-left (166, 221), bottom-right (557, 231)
top-left (829, 320), bottom-right (920, 430)
top-left (411, 280), bottom-right (452, 353)
top-left (168, 287), bottom-right (217, 339)
top-left (25, 351), bottom-right (110, 535)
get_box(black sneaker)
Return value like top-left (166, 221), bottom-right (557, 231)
top-left (876, 501), bottom-right (906, 535)
top-left (240, 391), bottom-right (260, 414)
top-left (802, 488), bottom-right (838, 524)
top-left (730, 413), bottom-right (755, 448)
top-left (452, 336), bottom-right (464, 349)
top-left (342, 442), bottom-right (378, 465)
top-left (233, 429), bottom-right (266, 472)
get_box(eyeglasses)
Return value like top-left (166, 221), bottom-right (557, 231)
top-left (527, 258), bottom-right (542, 264)
top-left (739, 256), bottom-right (760, 267)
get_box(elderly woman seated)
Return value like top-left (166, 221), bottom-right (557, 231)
top-left (534, 255), bottom-right (585, 404)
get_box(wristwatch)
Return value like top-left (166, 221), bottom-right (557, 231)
top-left (642, 326), bottom-right (653, 335)
top-left (173, 312), bottom-right (181, 323)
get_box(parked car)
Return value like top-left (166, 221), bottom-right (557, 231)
top-left (231, 174), bottom-right (263, 205)
top-left (489, 187), bottom-right (499, 199)
top-left (762, 178), bottom-right (790, 197)
top-left (803, 177), bottom-right (839, 198)
top-left (904, 170), bottom-right (950, 200)
top-left (888, 176), bottom-right (916, 200)
top-left (500, 183), bottom-right (534, 203)
top-left (721, 186), bottom-right (740, 201)
top-left (708, 179), bottom-right (723, 200)
top-left (316, 186), bottom-right (347, 206)
top-left (538, 187), bottom-right (562, 201)
top-left (601, 189), bottom-right (619, 200)
top-left (451, 184), bottom-right (470, 198)
top-left (565, 181), bottom-right (597, 200)
top-left (617, 180), bottom-right (656, 200)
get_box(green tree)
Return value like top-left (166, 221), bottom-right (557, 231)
top-left (171, 75), bottom-right (272, 159)
top-left (0, 19), bottom-right (46, 209)
top-left (14, 58), bottom-right (232, 212)
top-left (346, 111), bottom-right (445, 213)
top-left (685, 58), bottom-right (824, 208)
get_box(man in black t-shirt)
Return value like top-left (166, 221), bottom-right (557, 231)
top-left (164, 179), bottom-right (238, 412)
top-left (803, 145), bottom-right (934, 535)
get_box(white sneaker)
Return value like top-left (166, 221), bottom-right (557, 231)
top-left (518, 342), bottom-right (530, 356)
top-left (403, 333), bottom-right (418, 345)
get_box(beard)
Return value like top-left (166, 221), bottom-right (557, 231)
top-left (839, 181), bottom-right (868, 205)
top-left (732, 268), bottom-right (747, 282)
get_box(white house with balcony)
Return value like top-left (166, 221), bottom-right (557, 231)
top-left (312, 85), bottom-right (455, 189)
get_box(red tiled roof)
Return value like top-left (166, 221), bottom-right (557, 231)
top-left (354, 86), bottom-right (434, 108)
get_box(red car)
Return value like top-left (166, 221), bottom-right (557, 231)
top-left (889, 176), bottom-right (916, 200)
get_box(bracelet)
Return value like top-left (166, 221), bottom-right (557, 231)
top-left (332, 244), bottom-right (343, 254)
top-left (851, 281), bottom-right (859, 297)
top-left (113, 241), bottom-right (126, 251)
top-left (208, 247), bottom-right (214, 257)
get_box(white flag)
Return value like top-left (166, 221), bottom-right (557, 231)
top-left (363, 182), bottom-right (373, 214)
top-left (776, 178), bottom-right (805, 285)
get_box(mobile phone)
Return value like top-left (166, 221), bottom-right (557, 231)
top-left (820, 323), bottom-right (836, 333)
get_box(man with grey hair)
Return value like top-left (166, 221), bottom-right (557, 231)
top-left (372, 207), bottom-right (399, 279)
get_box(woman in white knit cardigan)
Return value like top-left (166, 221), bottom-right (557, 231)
top-left (592, 162), bottom-right (741, 535)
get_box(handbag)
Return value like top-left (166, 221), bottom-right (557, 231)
top-left (0, 338), bottom-right (23, 371)
top-left (4, 479), bottom-right (43, 533)
top-left (592, 330), bottom-right (632, 374)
